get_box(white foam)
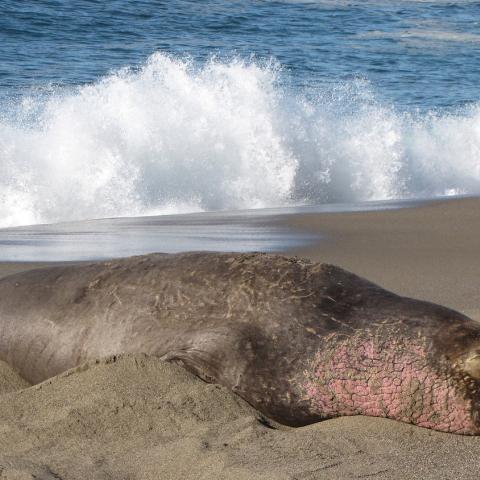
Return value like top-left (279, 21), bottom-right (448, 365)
top-left (360, 29), bottom-right (480, 44)
top-left (1, 52), bottom-right (480, 228)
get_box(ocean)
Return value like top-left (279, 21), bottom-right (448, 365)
top-left (0, 0), bottom-right (479, 258)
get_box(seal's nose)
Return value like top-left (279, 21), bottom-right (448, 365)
top-left (464, 353), bottom-right (480, 379)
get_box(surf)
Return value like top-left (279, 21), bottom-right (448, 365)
top-left (1, 52), bottom-right (480, 228)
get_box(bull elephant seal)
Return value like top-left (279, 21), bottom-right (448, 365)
top-left (0, 252), bottom-right (479, 434)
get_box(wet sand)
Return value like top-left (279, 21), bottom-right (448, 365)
top-left (286, 196), bottom-right (480, 321)
top-left (1, 196), bottom-right (480, 479)
top-left (0, 262), bottom-right (56, 279)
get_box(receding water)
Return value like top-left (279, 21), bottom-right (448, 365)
top-left (0, 198), bottom-right (428, 261)
top-left (1, 1), bottom-right (480, 229)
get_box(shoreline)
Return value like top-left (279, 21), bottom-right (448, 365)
top-left (1, 196), bottom-right (478, 319)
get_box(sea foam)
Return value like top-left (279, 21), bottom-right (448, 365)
top-left (1, 52), bottom-right (479, 227)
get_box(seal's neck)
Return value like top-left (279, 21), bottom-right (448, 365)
top-left (302, 333), bottom-right (480, 434)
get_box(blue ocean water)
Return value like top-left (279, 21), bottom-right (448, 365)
top-left (1, 0), bottom-right (480, 228)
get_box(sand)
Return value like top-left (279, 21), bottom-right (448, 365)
top-left (1, 196), bottom-right (480, 479)
top-left (0, 262), bottom-right (57, 280)
top-left (286, 197), bottom-right (480, 321)
top-left (1, 354), bottom-right (480, 480)
top-left (0, 361), bottom-right (30, 395)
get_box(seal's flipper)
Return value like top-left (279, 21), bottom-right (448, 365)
top-left (159, 326), bottom-right (249, 388)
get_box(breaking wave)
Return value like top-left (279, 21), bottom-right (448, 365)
top-left (1, 52), bottom-right (479, 227)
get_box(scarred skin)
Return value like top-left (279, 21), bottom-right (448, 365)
top-left (0, 252), bottom-right (479, 433)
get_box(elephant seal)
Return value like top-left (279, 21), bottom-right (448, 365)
top-left (0, 252), bottom-right (479, 434)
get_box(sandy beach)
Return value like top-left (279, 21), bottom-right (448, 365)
top-left (3, 0), bottom-right (480, 477)
top-left (1, 197), bottom-right (480, 479)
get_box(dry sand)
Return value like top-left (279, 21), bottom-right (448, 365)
top-left (1, 196), bottom-right (480, 479)
top-left (1, 355), bottom-right (480, 480)
top-left (0, 361), bottom-right (30, 395)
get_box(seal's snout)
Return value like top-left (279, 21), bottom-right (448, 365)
top-left (463, 353), bottom-right (480, 379)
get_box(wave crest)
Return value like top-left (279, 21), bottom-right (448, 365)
top-left (1, 52), bottom-right (479, 227)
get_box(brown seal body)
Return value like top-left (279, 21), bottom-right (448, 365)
top-left (0, 252), bottom-right (479, 433)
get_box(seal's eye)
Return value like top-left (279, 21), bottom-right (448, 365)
top-left (464, 353), bottom-right (480, 379)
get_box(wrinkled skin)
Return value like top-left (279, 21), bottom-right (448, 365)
top-left (0, 252), bottom-right (479, 433)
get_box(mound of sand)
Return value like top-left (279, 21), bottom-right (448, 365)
top-left (1, 354), bottom-right (480, 479)
top-left (0, 360), bottom-right (30, 395)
